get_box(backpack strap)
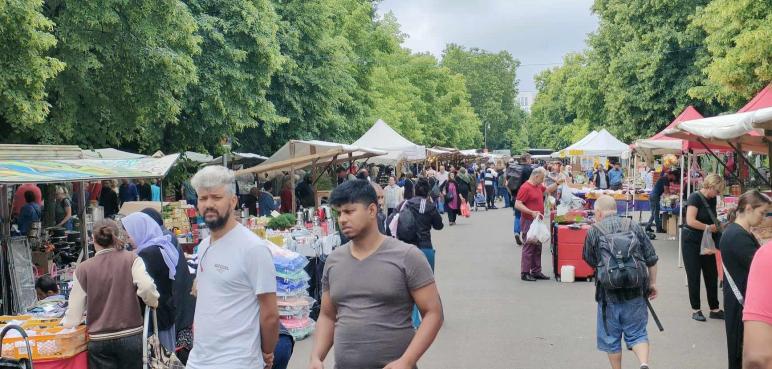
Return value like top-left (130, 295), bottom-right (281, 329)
top-left (696, 191), bottom-right (722, 232)
top-left (722, 261), bottom-right (744, 306)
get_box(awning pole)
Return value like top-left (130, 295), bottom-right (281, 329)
top-left (290, 142), bottom-right (296, 213)
top-left (0, 184), bottom-right (9, 314)
top-left (696, 138), bottom-right (741, 183)
top-left (79, 181), bottom-right (89, 261)
top-left (727, 141), bottom-right (770, 188)
top-left (677, 153), bottom-right (685, 268)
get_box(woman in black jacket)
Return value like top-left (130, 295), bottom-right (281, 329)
top-left (122, 212), bottom-right (179, 352)
top-left (719, 190), bottom-right (770, 369)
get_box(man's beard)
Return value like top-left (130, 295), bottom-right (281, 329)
top-left (204, 208), bottom-right (230, 231)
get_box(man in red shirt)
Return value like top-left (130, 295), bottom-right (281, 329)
top-left (12, 183), bottom-right (42, 217)
top-left (743, 241), bottom-right (772, 369)
top-left (515, 167), bottom-right (561, 281)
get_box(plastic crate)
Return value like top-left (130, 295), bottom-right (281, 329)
top-left (1, 323), bottom-right (87, 360)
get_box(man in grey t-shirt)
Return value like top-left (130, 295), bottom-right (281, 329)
top-left (310, 180), bottom-right (444, 369)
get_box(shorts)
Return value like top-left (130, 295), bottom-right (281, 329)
top-left (597, 297), bottom-right (649, 353)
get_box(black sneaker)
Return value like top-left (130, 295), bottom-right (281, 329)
top-left (533, 273), bottom-right (551, 280)
top-left (709, 310), bottom-right (725, 320)
top-left (692, 311), bottom-right (707, 322)
top-left (521, 274), bottom-right (537, 282)
top-left (515, 234), bottom-right (523, 246)
top-left (640, 365), bottom-right (650, 369)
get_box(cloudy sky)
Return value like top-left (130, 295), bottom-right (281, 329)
top-left (376, 0), bottom-right (599, 93)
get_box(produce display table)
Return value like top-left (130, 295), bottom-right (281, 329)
top-left (34, 351), bottom-right (87, 369)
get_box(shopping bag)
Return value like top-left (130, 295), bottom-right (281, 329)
top-left (460, 199), bottom-right (471, 217)
top-left (437, 200), bottom-right (445, 214)
top-left (700, 229), bottom-right (717, 255)
top-left (144, 308), bottom-right (185, 369)
top-left (526, 214), bottom-right (551, 245)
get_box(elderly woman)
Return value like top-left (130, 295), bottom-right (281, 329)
top-left (62, 219), bottom-right (159, 369)
top-left (683, 173), bottom-right (725, 322)
top-left (54, 186), bottom-right (73, 230)
top-left (122, 212), bottom-right (180, 351)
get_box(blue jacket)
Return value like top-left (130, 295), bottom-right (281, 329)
top-left (18, 203), bottom-right (41, 235)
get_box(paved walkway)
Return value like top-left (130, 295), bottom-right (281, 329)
top-left (288, 206), bottom-right (727, 369)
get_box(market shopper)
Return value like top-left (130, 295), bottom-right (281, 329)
top-left (742, 240), bottom-right (772, 369)
top-left (280, 180), bottom-right (294, 213)
top-left (403, 172), bottom-right (416, 200)
top-left (11, 183), bottom-right (42, 217)
top-left (594, 165), bottom-right (610, 190)
top-left (457, 167), bottom-right (473, 205)
top-left (138, 179), bottom-right (152, 201)
top-left (186, 165), bottom-right (279, 369)
top-left (510, 154), bottom-right (534, 246)
top-left (310, 179), bottom-right (443, 369)
top-left (99, 180), bottom-right (120, 219)
top-left (122, 212), bottom-right (179, 352)
top-left (719, 191), bottom-right (771, 369)
top-left (608, 163), bottom-right (624, 190)
top-left (35, 275), bottom-right (63, 301)
top-left (258, 181), bottom-right (278, 217)
top-left (582, 195), bottom-right (659, 369)
top-left (140, 207), bottom-right (196, 364)
top-left (645, 171), bottom-right (674, 233)
top-left (683, 173), bottom-right (725, 322)
top-left (54, 186), bottom-right (73, 230)
top-left (150, 179), bottom-right (162, 202)
top-left (296, 175), bottom-right (316, 208)
top-left (514, 167), bottom-right (557, 281)
top-left (17, 190), bottom-right (41, 236)
top-left (444, 172), bottom-right (460, 225)
top-left (384, 176), bottom-right (403, 216)
top-left (546, 161), bottom-right (568, 199)
top-left (62, 219), bottom-right (159, 369)
top-left (119, 179), bottom-right (139, 205)
top-left (436, 165), bottom-right (449, 188)
top-left (483, 164), bottom-right (498, 209)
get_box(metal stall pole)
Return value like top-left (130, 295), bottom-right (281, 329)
top-left (677, 153), bottom-right (685, 268)
top-left (290, 142), bottom-right (297, 213)
top-left (79, 181), bottom-right (89, 261)
top-left (0, 185), bottom-right (9, 314)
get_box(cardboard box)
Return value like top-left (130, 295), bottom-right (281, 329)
top-left (666, 214), bottom-right (678, 236)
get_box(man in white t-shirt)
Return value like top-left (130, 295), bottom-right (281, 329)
top-left (435, 165), bottom-right (449, 188)
top-left (186, 166), bottom-right (279, 369)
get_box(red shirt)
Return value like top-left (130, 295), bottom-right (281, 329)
top-left (12, 184), bottom-right (43, 216)
top-left (280, 188), bottom-right (293, 213)
top-left (516, 181), bottom-right (545, 220)
top-left (744, 242), bottom-right (772, 325)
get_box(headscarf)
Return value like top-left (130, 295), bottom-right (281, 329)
top-left (122, 212), bottom-right (179, 280)
top-left (457, 167), bottom-right (472, 184)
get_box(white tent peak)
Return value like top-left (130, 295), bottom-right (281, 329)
top-left (553, 129), bottom-right (629, 158)
top-left (352, 119), bottom-right (426, 163)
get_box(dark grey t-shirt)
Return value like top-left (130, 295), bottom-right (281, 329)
top-left (322, 237), bottom-right (435, 369)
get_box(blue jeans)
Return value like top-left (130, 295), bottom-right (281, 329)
top-left (273, 334), bottom-right (294, 369)
top-left (514, 209), bottom-right (521, 234)
top-left (412, 248), bottom-right (436, 328)
top-left (499, 188), bottom-right (511, 207)
top-left (597, 297), bottom-right (649, 353)
top-left (646, 196), bottom-right (661, 230)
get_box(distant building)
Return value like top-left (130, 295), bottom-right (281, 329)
top-left (517, 91), bottom-right (536, 113)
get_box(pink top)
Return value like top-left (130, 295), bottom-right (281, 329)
top-left (744, 241), bottom-right (772, 325)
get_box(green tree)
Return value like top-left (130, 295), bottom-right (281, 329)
top-left (38, 0), bottom-right (200, 150)
top-left (441, 44), bottom-right (524, 150)
top-left (0, 0), bottom-right (64, 135)
top-left (689, 0), bottom-right (772, 107)
top-left (171, 0), bottom-right (283, 154)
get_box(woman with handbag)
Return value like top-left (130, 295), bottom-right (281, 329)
top-left (444, 173), bottom-right (461, 225)
top-left (62, 219), bottom-right (159, 369)
top-left (719, 190), bottom-right (770, 369)
top-left (683, 174), bottom-right (725, 322)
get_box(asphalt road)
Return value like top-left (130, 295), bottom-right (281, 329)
top-left (288, 205), bottom-right (727, 369)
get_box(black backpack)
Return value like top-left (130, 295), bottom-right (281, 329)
top-left (506, 164), bottom-right (523, 191)
top-left (385, 202), bottom-right (419, 244)
top-left (594, 218), bottom-right (647, 290)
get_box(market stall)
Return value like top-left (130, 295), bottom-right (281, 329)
top-left (236, 140), bottom-right (386, 212)
top-left (0, 146), bottom-right (179, 367)
top-left (353, 119), bottom-right (426, 167)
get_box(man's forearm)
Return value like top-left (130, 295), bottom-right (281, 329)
top-left (310, 313), bottom-right (335, 361)
top-left (260, 313), bottom-right (279, 355)
top-left (648, 264), bottom-right (658, 285)
top-left (514, 201), bottom-right (532, 215)
top-left (400, 307), bottom-right (443, 366)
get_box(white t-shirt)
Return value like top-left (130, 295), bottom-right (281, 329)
top-left (436, 171), bottom-right (449, 187)
top-left (187, 224), bottom-right (277, 369)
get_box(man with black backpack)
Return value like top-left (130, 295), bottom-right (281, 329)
top-left (508, 154), bottom-right (533, 245)
top-left (582, 195), bottom-right (659, 369)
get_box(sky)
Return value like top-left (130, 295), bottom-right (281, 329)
top-left (376, 0), bottom-right (599, 93)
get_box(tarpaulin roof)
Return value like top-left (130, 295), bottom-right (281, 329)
top-left (632, 106), bottom-right (730, 157)
top-left (81, 148), bottom-right (147, 160)
top-left (352, 119), bottom-right (426, 164)
top-left (236, 140), bottom-right (386, 178)
top-left (553, 129), bottom-right (629, 158)
top-left (0, 154), bottom-right (180, 184)
top-left (551, 131), bottom-right (596, 158)
top-left (739, 84), bottom-right (772, 113)
top-left (207, 152), bottom-right (268, 166)
top-left (665, 107), bottom-right (772, 154)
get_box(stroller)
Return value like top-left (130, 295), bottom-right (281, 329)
top-left (473, 185), bottom-right (488, 211)
top-left (0, 325), bottom-right (33, 369)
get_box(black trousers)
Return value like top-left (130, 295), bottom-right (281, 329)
top-left (485, 185), bottom-right (495, 207)
top-left (725, 288), bottom-right (744, 369)
top-left (88, 333), bottom-right (143, 369)
top-left (447, 208), bottom-right (457, 223)
top-left (681, 229), bottom-right (720, 311)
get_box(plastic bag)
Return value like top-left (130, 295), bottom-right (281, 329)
top-left (460, 199), bottom-right (471, 217)
top-left (700, 229), bottom-right (717, 255)
top-left (526, 215), bottom-right (551, 245)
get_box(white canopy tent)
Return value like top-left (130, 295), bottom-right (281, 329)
top-left (555, 129), bottom-right (630, 158)
top-left (352, 119), bottom-right (426, 164)
top-left (82, 148), bottom-right (147, 160)
top-left (665, 107), bottom-right (772, 154)
top-left (551, 131), bottom-right (597, 158)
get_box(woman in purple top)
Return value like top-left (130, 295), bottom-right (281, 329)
top-left (444, 172), bottom-right (460, 226)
